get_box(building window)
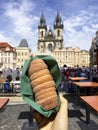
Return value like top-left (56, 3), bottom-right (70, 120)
top-left (41, 31), bottom-right (43, 37)
top-left (8, 58), bottom-right (10, 63)
top-left (57, 30), bottom-right (60, 36)
top-left (48, 43), bottom-right (53, 52)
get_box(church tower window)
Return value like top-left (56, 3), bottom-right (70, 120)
top-left (58, 30), bottom-right (60, 36)
top-left (41, 31), bottom-right (43, 37)
top-left (48, 43), bottom-right (53, 52)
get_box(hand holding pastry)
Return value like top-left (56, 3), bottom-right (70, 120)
top-left (33, 94), bottom-right (68, 130)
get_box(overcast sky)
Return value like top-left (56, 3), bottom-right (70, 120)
top-left (0, 0), bottom-right (98, 52)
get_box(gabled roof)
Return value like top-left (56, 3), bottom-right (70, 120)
top-left (18, 39), bottom-right (29, 47)
top-left (0, 42), bottom-right (12, 48)
top-left (0, 42), bottom-right (15, 52)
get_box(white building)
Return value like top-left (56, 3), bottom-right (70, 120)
top-left (0, 42), bottom-right (16, 69)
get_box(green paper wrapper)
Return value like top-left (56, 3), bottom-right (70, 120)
top-left (20, 55), bottom-right (62, 117)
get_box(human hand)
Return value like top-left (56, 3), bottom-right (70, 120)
top-left (33, 94), bottom-right (68, 130)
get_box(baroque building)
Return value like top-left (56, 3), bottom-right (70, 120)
top-left (81, 50), bottom-right (90, 67)
top-left (36, 12), bottom-right (90, 67)
top-left (0, 42), bottom-right (16, 69)
top-left (53, 47), bottom-right (90, 67)
top-left (0, 40), bottom-right (31, 69)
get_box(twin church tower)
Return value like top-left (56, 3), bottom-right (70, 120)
top-left (37, 12), bottom-right (65, 53)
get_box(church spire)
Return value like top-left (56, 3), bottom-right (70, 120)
top-left (54, 11), bottom-right (63, 29)
top-left (38, 11), bottom-right (47, 29)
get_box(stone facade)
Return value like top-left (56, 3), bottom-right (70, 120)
top-left (53, 47), bottom-right (90, 67)
top-left (37, 12), bottom-right (64, 53)
top-left (89, 31), bottom-right (98, 67)
top-left (81, 50), bottom-right (90, 67)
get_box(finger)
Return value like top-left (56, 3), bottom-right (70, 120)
top-left (59, 93), bottom-right (68, 104)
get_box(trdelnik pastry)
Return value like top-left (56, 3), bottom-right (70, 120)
top-left (28, 58), bottom-right (58, 110)
top-left (21, 55), bottom-right (61, 118)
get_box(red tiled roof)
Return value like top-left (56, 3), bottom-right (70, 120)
top-left (0, 42), bottom-right (12, 48)
top-left (0, 42), bottom-right (15, 52)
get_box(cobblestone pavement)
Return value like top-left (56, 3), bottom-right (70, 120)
top-left (64, 94), bottom-right (98, 130)
top-left (0, 94), bottom-right (98, 130)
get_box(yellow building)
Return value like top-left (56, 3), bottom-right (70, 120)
top-left (53, 47), bottom-right (90, 67)
top-left (81, 50), bottom-right (90, 67)
top-left (15, 39), bottom-right (31, 68)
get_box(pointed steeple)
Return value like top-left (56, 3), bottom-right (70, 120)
top-left (18, 39), bottom-right (29, 47)
top-left (54, 11), bottom-right (63, 29)
top-left (38, 12), bottom-right (47, 29)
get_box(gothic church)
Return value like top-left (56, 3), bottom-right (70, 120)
top-left (37, 12), bottom-right (65, 53)
top-left (36, 12), bottom-right (89, 67)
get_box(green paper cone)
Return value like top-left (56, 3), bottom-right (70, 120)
top-left (21, 55), bottom-right (62, 117)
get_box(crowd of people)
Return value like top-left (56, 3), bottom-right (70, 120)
top-left (0, 65), bottom-right (98, 93)
top-left (61, 65), bottom-right (98, 81)
top-left (0, 67), bottom-right (22, 93)
top-left (59, 65), bottom-right (98, 93)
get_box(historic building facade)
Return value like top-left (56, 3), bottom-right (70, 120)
top-left (37, 12), bottom-right (90, 67)
top-left (0, 42), bottom-right (16, 69)
top-left (89, 31), bottom-right (98, 67)
top-left (81, 50), bottom-right (90, 67)
top-left (15, 39), bottom-right (31, 68)
top-left (53, 47), bottom-right (90, 67)
top-left (37, 12), bottom-right (64, 53)
top-left (0, 40), bottom-right (31, 69)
